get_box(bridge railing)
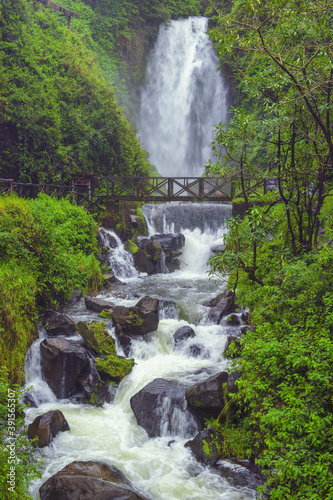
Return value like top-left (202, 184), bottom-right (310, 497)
top-left (0, 176), bottom-right (272, 204)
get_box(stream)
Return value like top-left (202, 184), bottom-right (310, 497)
top-left (25, 202), bottom-right (258, 500)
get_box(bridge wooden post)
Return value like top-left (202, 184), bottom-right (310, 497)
top-left (168, 178), bottom-right (173, 199)
top-left (199, 178), bottom-right (204, 198)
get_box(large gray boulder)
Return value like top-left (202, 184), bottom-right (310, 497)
top-left (186, 371), bottom-right (228, 417)
top-left (40, 338), bottom-right (110, 405)
top-left (39, 460), bottom-right (150, 500)
top-left (150, 233), bottom-right (185, 250)
top-left (130, 378), bottom-right (200, 438)
top-left (207, 290), bottom-right (236, 324)
top-left (28, 410), bottom-right (69, 448)
top-left (84, 295), bottom-right (115, 313)
top-left (41, 310), bottom-right (76, 337)
top-left (185, 428), bottom-right (225, 466)
top-left (112, 296), bottom-right (159, 337)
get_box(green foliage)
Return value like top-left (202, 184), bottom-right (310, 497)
top-left (0, 0), bottom-right (151, 183)
top-left (0, 371), bottom-right (41, 499)
top-left (0, 194), bottom-right (103, 383)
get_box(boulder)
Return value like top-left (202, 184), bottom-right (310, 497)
top-left (40, 338), bottom-right (110, 405)
top-left (225, 314), bottom-right (242, 326)
top-left (173, 326), bottom-right (195, 346)
top-left (159, 299), bottom-right (179, 320)
top-left (76, 372), bottom-right (111, 407)
top-left (112, 296), bottom-right (159, 337)
top-left (186, 371), bottom-right (228, 416)
top-left (95, 355), bottom-right (134, 382)
top-left (67, 289), bottom-right (83, 306)
top-left (28, 410), bottom-right (69, 448)
top-left (227, 370), bottom-right (241, 394)
top-left (150, 233), bottom-right (185, 250)
top-left (39, 460), bottom-right (150, 500)
top-left (84, 295), bottom-right (114, 313)
top-left (185, 428), bottom-right (224, 466)
top-left (207, 290), bottom-right (236, 324)
top-left (132, 248), bottom-right (155, 275)
top-left (130, 378), bottom-right (199, 438)
top-left (41, 310), bottom-right (76, 337)
top-left (76, 321), bottom-right (116, 356)
top-left (187, 344), bottom-right (204, 358)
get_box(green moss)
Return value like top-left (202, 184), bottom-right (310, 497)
top-left (98, 309), bottom-right (113, 320)
top-left (95, 355), bottom-right (134, 382)
top-left (76, 321), bottom-right (116, 355)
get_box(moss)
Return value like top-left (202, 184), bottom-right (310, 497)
top-left (126, 239), bottom-right (140, 255)
top-left (95, 355), bottom-right (134, 382)
top-left (76, 321), bottom-right (116, 355)
top-left (98, 309), bottom-right (113, 320)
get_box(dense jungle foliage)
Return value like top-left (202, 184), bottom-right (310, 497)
top-left (206, 0), bottom-right (333, 498)
top-left (0, 0), bottom-right (153, 183)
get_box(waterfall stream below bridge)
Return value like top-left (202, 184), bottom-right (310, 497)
top-left (25, 202), bottom-right (259, 500)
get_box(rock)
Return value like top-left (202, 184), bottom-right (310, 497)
top-left (165, 256), bottom-right (181, 273)
top-left (84, 295), bottom-right (114, 313)
top-left (210, 243), bottom-right (226, 253)
top-left (76, 321), bottom-right (116, 356)
top-left (228, 370), bottom-right (241, 394)
top-left (112, 296), bottom-right (159, 337)
top-left (40, 337), bottom-right (109, 406)
top-left (185, 428), bottom-right (224, 466)
top-left (103, 272), bottom-right (121, 287)
top-left (41, 310), bottom-right (76, 337)
top-left (130, 378), bottom-right (199, 438)
top-left (98, 309), bottom-right (113, 320)
top-left (99, 228), bottom-right (118, 248)
top-left (215, 459), bottom-right (264, 490)
top-left (187, 344), bottom-right (204, 358)
top-left (159, 299), bottom-right (179, 320)
top-left (225, 314), bottom-right (242, 326)
top-left (150, 233), bottom-right (185, 250)
top-left (132, 248), bottom-right (155, 275)
top-left (130, 214), bottom-right (140, 228)
top-left (39, 460), bottom-right (150, 500)
top-left (95, 355), bottom-right (134, 382)
top-left (76, 372), bottom-right (111, 406)
top-left (186, 371), bottom-right (228, 415)
top-left (67, 289), bottom-right (83, 305)
top-left (137, 238), bottom-right (163, 262)
top-left (173, 325), bottom-right (195, 346)
top-left (207, 290), bottom-right (236, 324)
top-left (28, 410), bottom-right (69, 448)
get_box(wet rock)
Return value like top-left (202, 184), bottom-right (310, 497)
top-left (210, 243), bottom-right (226, 253)
top-left (130, 378), bottom-right (200, 438)
top-left (40, 338), bottom-right (109, 406)
top-left (185, 428), bottom-right (224, 466)
top-left (95, 355), bottom-right (134, 383)
top-left (165, 256), bottom-right (181, 273)
top-left (39, 460), bottom-right (150, 500)
top-left (99, 228), bottom-right (118, 248)
top-left (225, 314), bottom-right (242, 326)
top-left (67, 289), bottom-right (83, 305)
top-left (132, 248), bottom-right (155, 275)
top-left (159, 299), bottom-right (179, 320)
top-left (150, 233), bottom-right (185, 250)
top-left (112, 296), bottom-right (159, 337)
top-left (84, 295), bottom-right (115, 313)
top-left (228, 370), bottom-right (241, 394)
top-left (137, 238), bottom-right (163, 262)
top-left (173, 325), bottom-right (196, 346)
top-left (22, 392), bottom-right (37, 408)
top-left (207, 290), bottom-right (236, 324)
top-left (41, 310), bottom-right (76, 337)
top-left (28, 410), bottom-right (69, 448)
top-left (76, 372), bottom-right (111, 406)
top-left (76, 321), bottom-right (116, 356)
top-left (103, 272), bottom-right (121, 287)
top-left (186, 371), bottom-right (228, 415)
top-left (215, 459), bottom-right (264, 490)
top-left (187, 343), bottom-right (205, 358)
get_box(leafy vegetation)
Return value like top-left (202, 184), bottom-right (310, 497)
top-left (0, 372), bottom-right (41, 499)
top-left (206, 0), bottom-right (333, 497)
top-left (0, 0), bottom-right (151, 183)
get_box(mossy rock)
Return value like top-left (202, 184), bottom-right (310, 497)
top-left (96, 355), bottom-right (134, 382)
top-left (98, 309), bottom-right (113, 320)
top-left (76, 321), bottom-right (116, 356)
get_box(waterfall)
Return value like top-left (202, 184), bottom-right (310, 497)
top-left (99, 227), bottom-right (138, 279)
top-left (138, 17), bottom-right (228, 177)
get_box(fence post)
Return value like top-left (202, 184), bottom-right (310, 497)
top-left (199, 178), bottom-right (204, 198)
top-left (168, 178), bottom-right (173, 199)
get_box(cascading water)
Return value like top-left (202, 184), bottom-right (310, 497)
top-left (138, 17), bottom-right (228, 177)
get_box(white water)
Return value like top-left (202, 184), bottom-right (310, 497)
top-left (138, 17), bottom-right (228, 177)
top-left (25, 203), bottom-right (257, 500)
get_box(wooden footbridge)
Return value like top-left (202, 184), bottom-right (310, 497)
top-left (0, 176), bottom-right (268, 205)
